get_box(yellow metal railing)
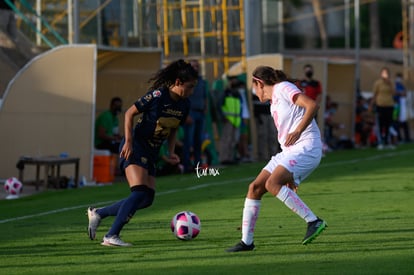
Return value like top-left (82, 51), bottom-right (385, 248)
top-left (160, 0), bottom-right (246, 79)
top-left (11, 0), bottom-right (247, 78)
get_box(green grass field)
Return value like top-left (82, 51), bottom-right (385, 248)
top-left (1, 144), bottom-right (414, 274)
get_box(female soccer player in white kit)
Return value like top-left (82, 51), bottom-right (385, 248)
top-left (227, 66), bottom-right (327, 252)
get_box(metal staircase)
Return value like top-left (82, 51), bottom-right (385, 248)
top-left (159, 0), bottom-right (246, 79)
top-left (8, 0), bottom-right (247, 79)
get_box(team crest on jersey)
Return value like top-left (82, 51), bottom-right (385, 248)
top-left (152, 90), bottom-right (161, 97)
top-left (141, 157), bottom-right (148, 164)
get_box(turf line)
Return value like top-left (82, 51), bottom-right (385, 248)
top-left (320, 149), bottom-right (414, 167)
top-left (0, 177), bottom-right (254, 224)
top-left (1, 149), bottom-right (411, 224)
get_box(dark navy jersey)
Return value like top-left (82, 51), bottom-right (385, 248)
top-left (133, 88), bottom-right (190, 153)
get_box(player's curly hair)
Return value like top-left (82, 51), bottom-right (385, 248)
top-left (148, 59), bottom-right (198, 91)
top-left (252, 66), bottom-right (297, 86)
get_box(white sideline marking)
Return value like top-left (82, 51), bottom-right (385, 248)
top-left (0, 177), bottom-right (254, 224)
top-left (320, 149), bottom-right (414, 167)
top-left (1, 149), bottom-right (412, 224)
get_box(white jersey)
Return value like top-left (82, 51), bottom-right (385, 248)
top-left (270, 81), bottom-right (321, 151)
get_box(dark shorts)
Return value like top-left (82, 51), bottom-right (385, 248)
top-left (96, 140), bottom-right (121, 154)
top-left (119, 138), bottom-right (157, 177)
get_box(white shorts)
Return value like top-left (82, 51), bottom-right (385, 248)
top-left (263, 139), bottom-right (322, 185)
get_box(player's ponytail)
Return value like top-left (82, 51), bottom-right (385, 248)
top-left (148, 59), bottom-right (198, 91)
top-left (252, 66), bottom-right (298, 86)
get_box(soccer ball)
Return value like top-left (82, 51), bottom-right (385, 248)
top-left (4, 177), bottom-right (23, 199)
top-left (171, 211), bottom-right (201, 240)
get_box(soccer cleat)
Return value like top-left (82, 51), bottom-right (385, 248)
top-left (226, 241), bottom-right (255, 252)
top-left (101, 235), bottom-right (132, 247)
top-left (302, 218), bottom-right (327, 245)
top-left (87, 207), bottom-right (101, 240)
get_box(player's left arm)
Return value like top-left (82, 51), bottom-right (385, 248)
top-left (285, 93), bottom-right (319, 147)
top-left (120, 105), bottom-right (140, 160)
top-left (167, 128), bottom-right (180, 164)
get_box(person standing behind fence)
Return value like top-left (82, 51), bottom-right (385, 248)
top-left (95, 97), bottom-right (123, 154)
top-left (252, 93), bottom-right (279, 161)
top-left (0, 0), bottom-right (17, 42)
top-left (237, 80), bottom-right (251, 162)
top-left (394, 73), bottom-right (411, 143)
top-left (182, 59), bottom-right (208, 173)
top-left (370, 67), bottom-right (396, 149)
top-left (219, 76), bottom-right (242, 164)
top-left (300, 64), bottom-right (322, 112)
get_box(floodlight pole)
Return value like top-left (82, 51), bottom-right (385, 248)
top-left (36, 0), bottom-right (41, 46)
top-left (345, 0), bottom-right (350, 49)
top-left (68, 0), bottom-right (80, 44)
top-left (354, 0), bottom-right (360, 96)
top-left (409, 0), bottom-right (414, 80)
top-left (352, 0), bottom-right (360, 144)
top-left (73, 0), bottom-right (80, 43)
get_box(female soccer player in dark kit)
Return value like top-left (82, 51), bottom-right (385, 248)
top-left (226, 66), bottom-right (327, 252)
top-left (87, 59), bottom-right (198, 246)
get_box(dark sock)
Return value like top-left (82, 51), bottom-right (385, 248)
top-left (96, 200), bottom-right (125, 218)
top-left (106, 186), bottom-right (154, 237)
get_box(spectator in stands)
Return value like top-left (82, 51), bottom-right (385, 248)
top-left (355, 96), bottom-right (375, 148)
top-left (0, 0), bottom-right (17, 42)
top-left (370, 67), bottom-right (396, 149)
top-left (252, 93), bottom-right (279, 161)
top-left (182, 59), bottom-right (208, 173)
top-left (300, 64), bottom-right (322, 120)
top-left (324, 101), bottom-right (339, 149)
top-left (218, 76), bottom-right (242, 164)
top-left (95, 97), bottom-right (123, 154)
top-left (394, 73), bottom-right (411, 143)
top-left (237, 80), bottom-right (251, 162)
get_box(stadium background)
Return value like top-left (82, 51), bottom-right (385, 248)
top-left (0, 0), bottom-right (413, 186)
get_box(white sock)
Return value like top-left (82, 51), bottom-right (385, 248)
top-left (241, 198), bottom-right (261, 246)
top-left (276, 185), bottom-right (317, 223)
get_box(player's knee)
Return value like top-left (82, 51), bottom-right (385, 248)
top-left (247, 181), bottom-right (266, 199)
top-left (140, 194), bottom-right (154, 209)
top-left (264, 179), bottom-right (283, 196)
top-left (130, 185), bottom-right (155, 210)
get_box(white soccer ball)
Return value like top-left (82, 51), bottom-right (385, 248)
top-left (171, 211), bottom-right (201, 240)
top-left (4, 177), bottom-right (23, 199)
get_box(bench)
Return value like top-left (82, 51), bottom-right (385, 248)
top-left (17, 156), bottom-right (80, 190)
